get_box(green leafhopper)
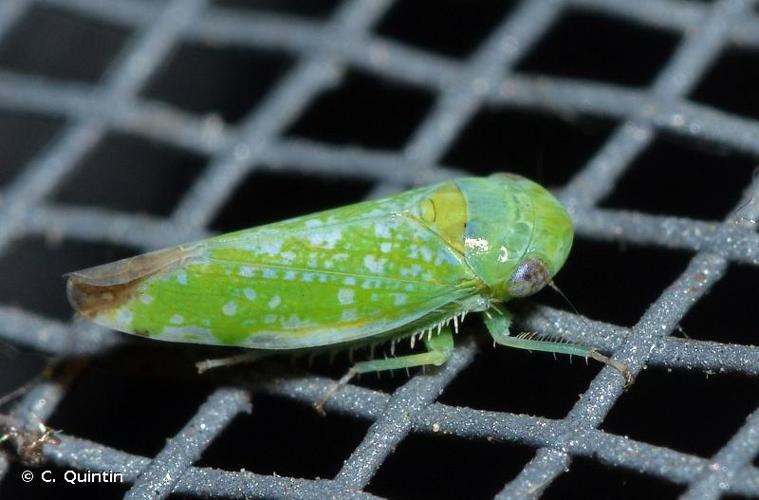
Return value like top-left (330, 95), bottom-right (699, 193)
top-left (66, 173), bottom-right (630, 393)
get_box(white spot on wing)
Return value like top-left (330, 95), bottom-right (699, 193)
top-left (239, 266), bottom-right (253, 277)
top-left (170, 314), bottom-right (184, 325)
top-left (176, 270), bottom-right (188, 285)
top-left (498, 246), bottom-right (509, 262)
top-left (244, 288), bottom-right (256, 301)
top-left (223, 301), bottom-right (237, 316)
top-left (337, 288), bottom-right (354, 305)
top-left (117, 309), bottom-right (133, 325)
top-left (323, 228), bottom-right (342, 248)
top-left (341, 308), bottom-right (357, 321)
top-left (260, 239), bottom-right (283, 255)
top-left (400, 264), bottom-right (422, 277)
top-left (308, 228), bottom-right (342, 249)
top-left (363, 254), bottom-right (385, 273)
top-left (419, 246), bottom-right (433, 262)
top-left (140, 294), bottom-right (153, 305)
top-left (465, 237), bottom-right (490, 252)
top-left (362, 279), bottom-right (380, 289)
top-left (307, 253), bottom-right (318, 267)
top-left (281, 251), bottom-right (296, 263)
top-left (268, 295), bottom-right (281, 309)
top-left (282, 314), bottom-right (303, 328)
top-left (380, 242), bottom-right (392, 253)
top-left (374, 222), bottom-right (392, 238)
top-left (159, 326), bottom-right (212, 343)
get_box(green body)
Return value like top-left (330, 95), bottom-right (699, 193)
top-left (67, 174), bottom-right (573, 355)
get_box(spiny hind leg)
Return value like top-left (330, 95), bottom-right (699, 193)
top-left (484, 306), bottom-right (632, 386)
top-left (314, 327), bottom-right (454, 415)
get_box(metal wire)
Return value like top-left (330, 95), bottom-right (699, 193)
top-left (0, 0), bottom-right (758, 498)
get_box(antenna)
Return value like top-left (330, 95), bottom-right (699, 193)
top-left (547, 279), bottom-right (633, 386)
top-left (547, 279), bottom-right (581, 316)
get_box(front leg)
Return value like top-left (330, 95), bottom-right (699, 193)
top-left (484, 305), bottom-right (632, 386)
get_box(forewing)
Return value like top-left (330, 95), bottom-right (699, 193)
top-left (67, 191), bottom-right (481, 349)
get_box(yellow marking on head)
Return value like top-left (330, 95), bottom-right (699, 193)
top-left (417, 182), bottom-right (468, 253)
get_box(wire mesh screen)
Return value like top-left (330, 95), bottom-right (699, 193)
top-left (0, 0), bottom-right (758, 498)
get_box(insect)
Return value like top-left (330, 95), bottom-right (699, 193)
top-left (66, 173), bottom-right (630, 407)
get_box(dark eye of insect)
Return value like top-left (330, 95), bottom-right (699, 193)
top-left (507, 258), bottom-right (550, 298)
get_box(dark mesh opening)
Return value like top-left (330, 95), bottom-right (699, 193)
top-left (48, 360), bottom-right (214, 457)
top-left (536, 237), bottom-right (693, 327)
top-left (691, 46), bottom-right (759, 122)
top-left (0, 5), bottom-right (129, 83)
top-left (368, 433), bottom-right (534, 500)
top-left (199, 394), bottom-right (369, 479)
top-left (285, 70), bottom-right (435, 149)
top-left (0, 352), bottom-right (47, 400)
top-left (211, 170), bottom-right (375, 231)
top-left (544, 456), bottom-right (685, 499)
top-left (440, 335), bottom-right (601, 419)
top-left (141, 43), bottom-right (293, 124)
top-left (600, 135), bottom-right (758, 220)
top-left (51, 132), bottom-right (207, 216)
top-left (0, 238), bottom-right (137, 320)
top-left (679, 263), bottom-right (759, 345)
top-left (213, 0), bottom-right (341, 19)
top-left (602, 368), bottom-right (759, 457)
top-left (0, 110), bottom-right (64, 186)
top-left (374, 0), bottom-right (519, 58)
top-left (443, 108), bottom-right (616, 187)
top-left (515, 9), bottom-right (680, 86)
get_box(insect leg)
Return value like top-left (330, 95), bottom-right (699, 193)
top-left (314, 328), bottom-right (454, 415)
top-left (353, 328), bottom-right (453, 374)
top-left (195, 350), bottom-right (270, 374)
top-left (484, 306), bottom-right (633, 387)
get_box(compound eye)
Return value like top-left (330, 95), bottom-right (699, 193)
top-left (507, 258), bottom-right (551, 298)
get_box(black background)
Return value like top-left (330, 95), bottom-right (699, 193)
top-left (0, 1), bottom-right (758, 499)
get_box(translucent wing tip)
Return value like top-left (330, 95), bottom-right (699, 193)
top-left (65, 246), bottom-right (189, 318)
top-left (66, 275), bottom-right (130, 319)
